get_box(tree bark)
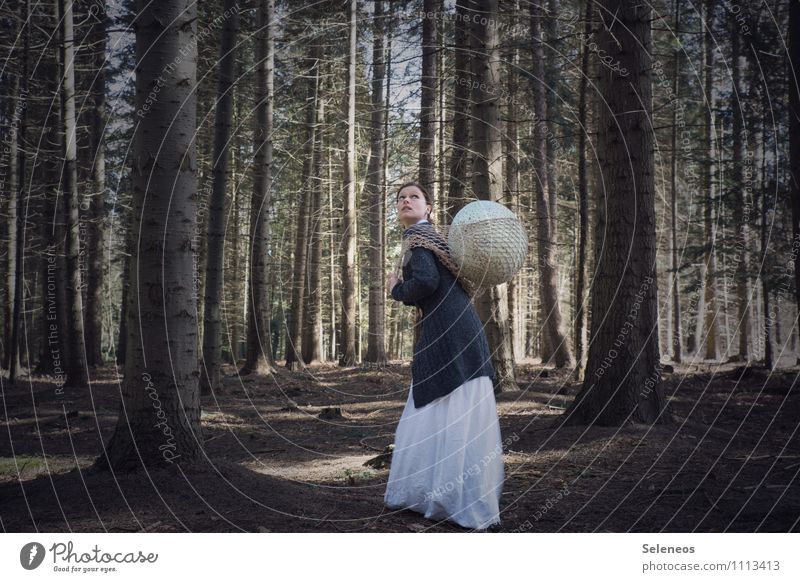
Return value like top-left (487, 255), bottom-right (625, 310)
top-left (562, 0), bottom-right (669, 427)
top-left (97, 0), bottom-right (202, 471)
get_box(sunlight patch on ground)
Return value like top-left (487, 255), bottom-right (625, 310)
top-left (0, 455), bottom-right (96, 483)
top-left (242, 453), bottom-right (382, 483)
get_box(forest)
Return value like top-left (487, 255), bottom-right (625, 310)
top-left (0, 0), bottom-right (799, 533)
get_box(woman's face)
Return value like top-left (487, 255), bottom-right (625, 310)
top-left (396, 186), bottom-right (431, 227)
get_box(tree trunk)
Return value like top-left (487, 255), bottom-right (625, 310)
top-left (701, 0), bottom-right (719, 361)
top-left (338, 0), bottom-right (358, 367)
top-left (670, 0), bottom-right (682, 363)
top-left (97, 0), bottom-right (201, 471)
top-left (36, 19), bottom-right (67, 378)
top-left (759, 117), bottom-right (773, 369)
top-left (731, 15), bottom-right (752, 362)
top-left (364, 0), bottom-right (387, 365)
top-left (302, 68), bottom-right (325, 365)
top-left (116, 221), bottom-right (132, 365)
top-left (286, 49), bottom-right (319, 371)
top-left (228, 95), bottom-right (244, 363)
top-left (59, 0), bottom-right (88, 389)
top-left (504, 4), bottom-right (520, 360)
top-left (419, 0), bottom-right (438, 197)
top-left (470, 0), bottom-right (517, 392)
top-left (530, 1), bottom-right (574, 368)
top-left (447, 0), bottom-right (472, 220)
top-left (327, 148), bottom-right (337, 362)
top-left (382, 6), bottom-right (393, 360)
top-left (436, 11), bottom-right (446, 226)
top-left (84, 2), bottom-right (107, 368)
top-left (574, 0), bottom-right (592, 380)
top-left (242, 0), bottom-right (277, 375)
top-left (789, 0), bottom-right (800, 341)
top-left (545, 0), bottom-right (560, 249)
top-left (201, 0), bottom-right (239, 393)
top-left (7, 1), bottom-right (27, 382)
top-left (5, 53), bottom-right (20, 377)
top-left (562, 0), bottom-right (668, 427)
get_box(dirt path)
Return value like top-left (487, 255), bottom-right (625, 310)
top-left (1, 361), bottom-right (798, 532)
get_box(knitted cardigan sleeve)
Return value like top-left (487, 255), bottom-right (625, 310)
top-left (391, 247), bottom-right (440, 305)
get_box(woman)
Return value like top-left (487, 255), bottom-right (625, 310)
top-left (383, 182), bottom-right (504, 530)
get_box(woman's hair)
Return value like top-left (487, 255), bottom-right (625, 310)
top-left (396, 181), bottom-right (434, 223)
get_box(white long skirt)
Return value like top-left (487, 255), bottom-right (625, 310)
top-left (383, 375), bottom-right (504, 530)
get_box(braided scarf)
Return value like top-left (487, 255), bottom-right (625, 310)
top-left (398, 222), bottom-right (477, 299)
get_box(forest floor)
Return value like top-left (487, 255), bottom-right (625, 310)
top-left (1, 356), bottom-right (799, 533)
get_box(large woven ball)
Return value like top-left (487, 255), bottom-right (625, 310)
top-left (448, 201), bottom-right (528, 287)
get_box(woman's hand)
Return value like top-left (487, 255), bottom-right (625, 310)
top-left (387, 271), bottom-right (399, 296)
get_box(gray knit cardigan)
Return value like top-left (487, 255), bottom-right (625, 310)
top-left (391, 226), bottom-right (496, 408)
